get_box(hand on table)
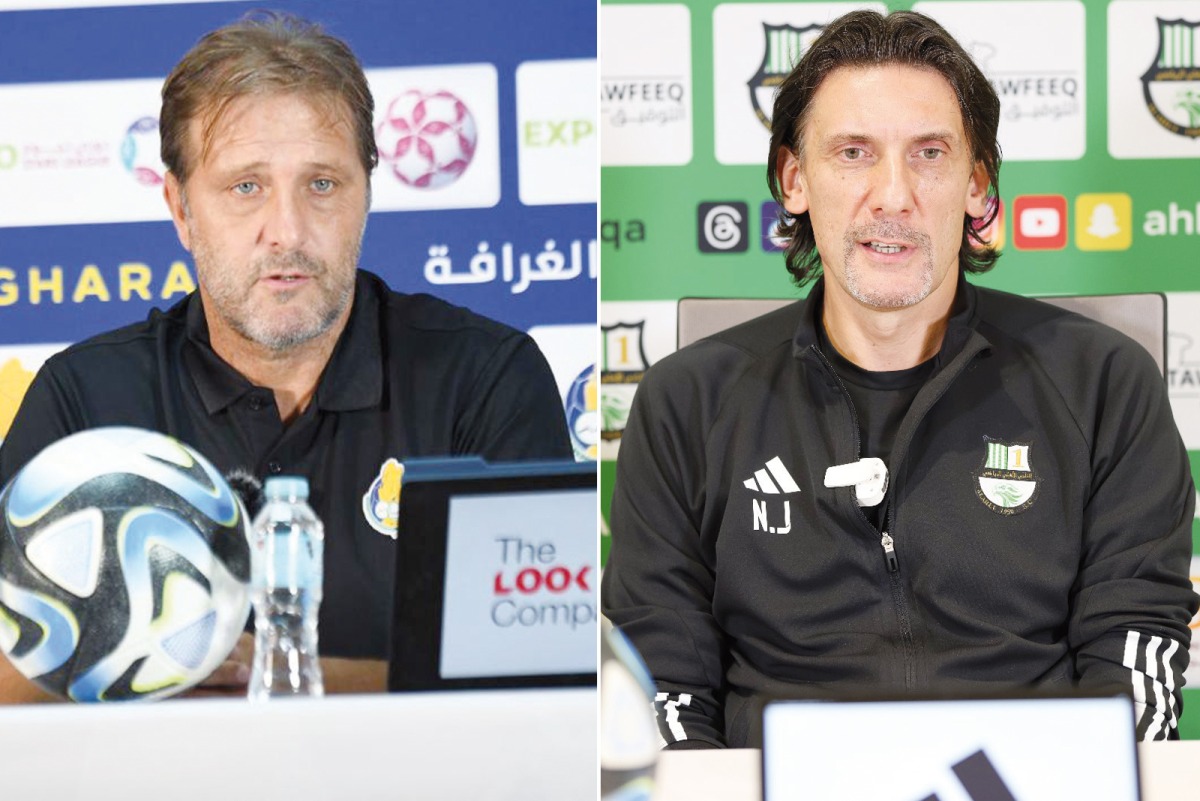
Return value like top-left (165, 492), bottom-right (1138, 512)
top-left (180, 631), bottom-right (388, 697)
top-left (183, 632), bottom-right (252, 698)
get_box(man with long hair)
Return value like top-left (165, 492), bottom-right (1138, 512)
top-left (604, 10), bottom-right (1195, 746)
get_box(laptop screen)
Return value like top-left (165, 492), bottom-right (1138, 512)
top-left (762, 694), bottom-right (1140, 801)
top-left (388, 458), bottom-right (597, 691)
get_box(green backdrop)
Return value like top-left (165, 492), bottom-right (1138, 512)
top-left (600, 0), bottom-right (1200, 738)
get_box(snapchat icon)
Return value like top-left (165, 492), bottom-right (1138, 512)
top-left (1076, 193), bottom-right (1132, 251)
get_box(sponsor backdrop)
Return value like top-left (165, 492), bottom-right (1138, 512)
top-left (600, 0), bottom-right (1200, 736)
top-left (0, 0), bottom-right (598, 461)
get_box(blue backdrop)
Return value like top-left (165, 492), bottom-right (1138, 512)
top-left (0, 0), bottom-right (595, 345)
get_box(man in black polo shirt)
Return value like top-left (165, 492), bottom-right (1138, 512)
top-left (0, 14), bottom-right (571, 702)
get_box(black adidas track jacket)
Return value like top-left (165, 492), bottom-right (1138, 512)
top-left (602, 276), bottom-right (1197, 746)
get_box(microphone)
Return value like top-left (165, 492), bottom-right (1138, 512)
top-left (225, 468), bottom-right (265, 519)
top-left (823, 458), bottom-right (888, 507)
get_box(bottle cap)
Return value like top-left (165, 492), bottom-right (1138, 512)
top-left (263, 476), bottom-right (309, 501)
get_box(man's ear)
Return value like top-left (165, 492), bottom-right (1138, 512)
top-left (777, 147), bottom-right (809, 216)
top-left (163, 171), bottom-right (192, 252)
top-left (964, 160), bottom-right (990, 219)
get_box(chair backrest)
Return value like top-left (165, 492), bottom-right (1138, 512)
top-left (676, 298), bottom-right (794, 349)
top-left (1037, 294), bottom-right (1165, 375)
top-left (676, 293), bottom-right (1166, 377)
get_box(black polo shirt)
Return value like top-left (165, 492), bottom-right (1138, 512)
top-left (0, 270), bottom-right (574, 659)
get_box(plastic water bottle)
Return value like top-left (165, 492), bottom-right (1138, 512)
top-left (248, 476), bottom-right (325, 700)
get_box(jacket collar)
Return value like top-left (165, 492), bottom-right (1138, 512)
top-left (793, 271), bottom-right (985, 365)
top-left (183, 271), bottom-right (384, 415)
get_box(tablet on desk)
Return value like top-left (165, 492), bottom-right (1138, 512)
top-left (388, 457), bottom-right (597, 691)
top-left (762, 692), bottom-right (1140, 801)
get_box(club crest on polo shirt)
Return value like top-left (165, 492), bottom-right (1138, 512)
top-left (974, 440), bottom-right (1038, 515)
top-left (741, 455), bottom-right (802, 533)
top-left (362, 458), bottom-right (404, 538)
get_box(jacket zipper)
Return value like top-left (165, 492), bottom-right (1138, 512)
top-left (811, 343), bottom-right (918, 689)
top-left (877, 332), bottom-right (989, 690)
top-left (811, 344), bottom-right (896, 572)
top-left (882, 505), bottom-right (917, 688)
top-left (880, 532), bottom-right (898, 572)
top-left (809, 316), bottom-right (991, 693)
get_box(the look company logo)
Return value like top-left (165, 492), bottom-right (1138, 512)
top-left (375, 90), bottom-right (477, 189)
top-left (490, 534), bottom-right (594, 632)
top-left (1141, 18), bottom-right (1200, 139)
top-left (744, 456), bottom-right (801, 534)
top-left (975, 440), bottom-right (1038, 515)
top-left (747, 23), bottom-right (822, 129)
top-left (1012, 195), bottom-right (1067, 250)
top-left (698, 202), bottom-right (748, 253)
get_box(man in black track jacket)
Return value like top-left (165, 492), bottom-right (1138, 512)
top-left (602, 10), bottom-right (1197, 746)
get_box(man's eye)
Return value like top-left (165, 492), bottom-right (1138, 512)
top-left (842, 147), bottom-right (863, 160)
top-left (312, 178), bottom-right (335, 193)
top-left (919, 148), bottom-right (943, 160)
top-left (233, 181), bottom-right (258, 195)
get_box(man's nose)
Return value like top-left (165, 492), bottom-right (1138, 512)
top-left (261, 188), bottom-right (307, 251)
top-left (869, 154), bottom-right (916, 217)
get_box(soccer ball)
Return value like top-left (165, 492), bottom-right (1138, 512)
top-left (0, 427), bottom-right (251, 702)
top-left (120, 116), bottom-right (164, 187)
top-left (600, 616), bottom-right (658, 801)
top-left (375, 90), bottom-right (477, 189)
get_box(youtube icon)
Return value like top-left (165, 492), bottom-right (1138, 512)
top-left (1013, 195), bottom-right (1068, 250)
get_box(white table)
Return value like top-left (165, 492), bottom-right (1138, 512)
top-left (0, 688), bottom-right (596, 800)
top-left (652, 743), bottom-right (1200, 801)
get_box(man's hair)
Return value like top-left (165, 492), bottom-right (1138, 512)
top-left (160, 11), bottom-right (378, 184)
top-left (766, 10), bottom-right (1002, 287)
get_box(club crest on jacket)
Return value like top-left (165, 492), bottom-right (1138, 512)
top-left (975, 440), bottom-right (1038, 515)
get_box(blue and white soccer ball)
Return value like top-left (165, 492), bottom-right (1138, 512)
top-left (601, 616), bottom-right (659, 801)
top-left (0, 427), bottom-right (250, 702)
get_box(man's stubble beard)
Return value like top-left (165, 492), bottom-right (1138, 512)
top-left (838, 221), bottom-right (936, 310)
top-left (191, 234), bottom-right (359, 353)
